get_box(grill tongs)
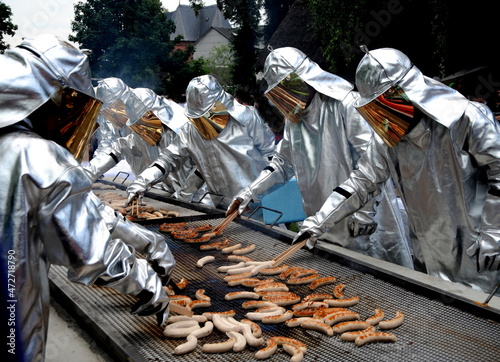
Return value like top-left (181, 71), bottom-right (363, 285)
top-left (202, 209), bottom-right (239, 238)
top-left (272, 232), bottom-right (310, 266)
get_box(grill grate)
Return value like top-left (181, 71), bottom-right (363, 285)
top-left (50, 217), bottom-right (500, 361)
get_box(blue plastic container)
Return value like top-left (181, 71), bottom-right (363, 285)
top-left (261, 178), bottom-right (306, 224)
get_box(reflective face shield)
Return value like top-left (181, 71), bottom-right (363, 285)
top-left (265, 73), bottom-right (310, 124)
top-left (189, 101), bottom-right (229, 140)
top-left (129, 110), bottom-right (164, 146)
top-left (33, 88), bottom-right (102, 161)
top-left (356, 85), bottom-right (415, 147)
top-left (101, 98), bottom-right (128, 129)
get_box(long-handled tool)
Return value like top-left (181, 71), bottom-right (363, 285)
top-left (483, 282), bottom-right (500, 305)
top-left (272, 232), bottom-right (310, 266)
top-left (202, 210), bottom-right (239, 238)
top-left (165, 280), bottom-right (193, 316)
top-left (169, 302), bottom-right (193, 316)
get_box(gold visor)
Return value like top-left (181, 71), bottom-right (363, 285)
top-left (356, 85), bottom-right (415, 147)
top-left (129, 110), bottom-right (163, 146)
top-left (101, 98), bottom-right (128, 129)
top-left (189, 101), bottom-right (229, 140)
top-left (265, 73), bottom-right (309, 124)
top-left (57, 88), bottom-right (102, 161)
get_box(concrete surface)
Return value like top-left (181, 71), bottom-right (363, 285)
top-left (47, 299), bottom-right (113, 362)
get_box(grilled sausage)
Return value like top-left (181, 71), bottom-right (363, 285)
top-left (308, 276), bottom-right (337, 290)
top-left (354, 332), bottom-right (397, 346)
top-left (378, 311), bottom-right (404, 329)
top-left (197, 255), bottom-right (215, 268)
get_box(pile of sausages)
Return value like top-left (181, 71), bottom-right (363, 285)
top-left (160, 231), bottom-right (405, 360)
top-left (96, 192), bottom-right (181, 220)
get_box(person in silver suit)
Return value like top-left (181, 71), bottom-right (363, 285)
top-left (84, 80), bottom-right (199, 200)
top-left (127, 74), bottom-right (276, 211)
top-left (294, 46), bottom-right (500, 294)
top-left (227, 47), bottom-right (413, 267)
top-left (0, 35), bottom-right (175, 361)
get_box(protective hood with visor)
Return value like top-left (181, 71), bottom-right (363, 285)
top-left (0, 34), bottom-right (102, 161)
top-left (356, 84), bottom-right (415, 147)
top-left (262, 47), bottom-right (354, 124)
top-left (354, 46), bottom-right (468, 146)
top-left (188, 100), bottom-right (230, 140)
top-left (265, 72), bottom-right (311, 124)
top-left (96, 77), bottom-right (130, 130)
top-left (125, 88), bottom-right (164, 146)
top-left (185, 75), bottom-right (232, 140)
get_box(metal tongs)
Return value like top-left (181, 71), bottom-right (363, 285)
top-left (272, 232), bottom-right (310, 267)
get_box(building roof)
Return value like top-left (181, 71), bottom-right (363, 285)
top-left (166, 4), bottom-right (232, 42)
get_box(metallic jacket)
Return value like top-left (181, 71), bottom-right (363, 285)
top-left (130, 81), bottom-right (276, 209)
top-left (0, 36), bottom-right (173, 361)
top-left (250, 47), bottom-right (412, 267)
top-left (86, 84), bottom-right (197, 199)
top-left (302, 51), bottom-right (500, 293)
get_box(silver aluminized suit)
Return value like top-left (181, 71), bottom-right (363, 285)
top-left (85, 81), bottom-right (198, 199)
top-left (296, 47), bottom-right (500, 294)
top-left (127, 75), bottom-right (276, 210)
top-left (0, 35), bottom-right (174, 361)
top-left (230, 47), bottom-right (412, 267)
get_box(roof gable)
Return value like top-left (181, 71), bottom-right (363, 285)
top-left (166, 4), bottom-right (232, 42)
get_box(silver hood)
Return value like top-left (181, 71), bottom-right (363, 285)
top-left (263, 46), bottom-right (354, 102)
top-left (0, 34), bottom-right (95, 128)
top-left (185, 74), bottom-right (257, 126)
top-left (354, 46), bottom-right (468, 128)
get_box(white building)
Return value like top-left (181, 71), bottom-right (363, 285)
top-left (166, 4), bottom-right (233, 59)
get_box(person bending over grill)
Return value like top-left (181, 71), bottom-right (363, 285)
top-left (126, 75), bottom-right (276, 213)
top-left (0, 34), bottom-right (175, 362)
top-left (292, 46), bottom-right (500, 294)
top-left (227, 47), bottom-right (413, 268)
top-left (84, 79), bottom-right (200, 201)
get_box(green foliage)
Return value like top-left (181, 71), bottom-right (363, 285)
top-left (214, 0), bottom-right (263, 90)
top-left (162, 44), bottom-right (208, 101)
top-left (202, 43), bottom-right (236, 90)
top-left (70, 0), bottom-right (196, 96)
top-left (262, 0), bottom-right (294, 44)
top-left (308, 0), bottom-right (367, 74)
top-left (307, 0), bottom-right (497, 79)
top-left (0, 2), bottom-right (17, 53)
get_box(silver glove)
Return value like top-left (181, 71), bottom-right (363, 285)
top-left (294, 185), bottom-right (368, 249)
top-left (112, 213), bottom-right (176, 283)
top-left (227, 186), bottom-right (255, 215)
top-left (83, 152), bottom-right (118, 182)
top-left (347, 210), bottom-right (378, 237)
top-left (466, 231), bottom-right (500, 272)
top-left (127, 164), bottom-right (165, 205)
top-left (293, 217), bottom-right (323, 250)
top-left (227, 165), bottom-right (287, 215)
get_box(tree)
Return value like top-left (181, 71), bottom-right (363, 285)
top-left (162, 44), bottom-right (208, 101)
top-left (189, 0), bottom-right (262, 91)
top-left (202, 43), bottom-right (236, 91)
top-left (216, 0), bottom-right (262, 91)
top-left (70, 0), bottom-right (193, 94)
top-left (307, 0), bottom-right (497, 80)
top-left (0, 2), bottom-right (17, 53)
top-left (262, 0), bottom-right (295, 44)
